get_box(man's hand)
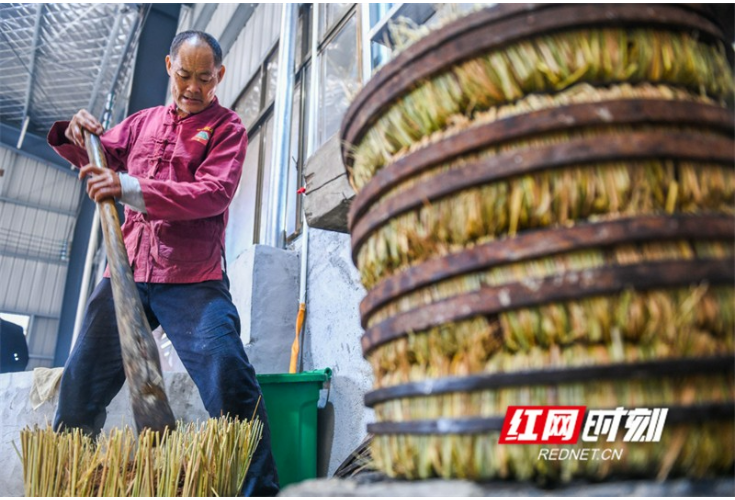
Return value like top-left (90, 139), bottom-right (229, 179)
top-left (80, 164), bottom-right (121, 202)
top-left (65, 109), bottom-right (104, 147)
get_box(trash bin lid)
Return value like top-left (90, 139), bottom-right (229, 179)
top-left (257, 368), bottom-right (332, 384)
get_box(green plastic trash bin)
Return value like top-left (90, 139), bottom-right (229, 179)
top-left (256, 368), bottom-right (332, 488)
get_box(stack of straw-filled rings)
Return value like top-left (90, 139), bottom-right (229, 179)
top-left (340, 4), bottom-right (735, 482)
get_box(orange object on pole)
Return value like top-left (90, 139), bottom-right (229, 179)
top-left (289, 302), bottom-right (306, 373)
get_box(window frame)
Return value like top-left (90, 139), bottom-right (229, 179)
top-left (232, 42), bottom-right (278, 245)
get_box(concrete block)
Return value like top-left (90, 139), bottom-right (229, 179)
top-left (230, 244), bottom-right (300, 375)
top-left (303, 133), bottom-right (355, 234)
top-left (144, 245), bottom-right (299, 375)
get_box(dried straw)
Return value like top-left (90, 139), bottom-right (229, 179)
top-left (357, 160), bottom-right (734, 289)
top-left (350, 9), bottom-right (735, 483)
top-left (348, 29), bottom-right (733, 190)
top-left (367, 241), bottom-right (734, 326)
top-left (371, 422), bottom-right (733, 481)
top-left (15, 416), bottom-right (262, 497)
top-left (370, 286), bottom-right (734, 388)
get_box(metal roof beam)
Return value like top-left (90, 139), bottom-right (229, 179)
top-left (191, 4), bottom-right (217, 31)
top-left (87, 5), bottom-right (125, 113)
top-left (0, 249), bottom-right (68, 266)
top-left (17, 4), bottom-right (45, 150)
top-left (96, 5), bottom-right (147, 126)
top-left (0, 196), bottom-right (76, 218)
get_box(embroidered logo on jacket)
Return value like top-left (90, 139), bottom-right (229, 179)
top-left (193, 126), bottom-right (213, 144)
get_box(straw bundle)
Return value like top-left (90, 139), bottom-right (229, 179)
top-left (379, 82), bottom-right (720, 169)
top-left (357, 135), bottom-right (734, 289)
top-left (367, 241), bottom-right (734, 326)
top-left (371, 422), bottom-right (733, 482)
top-left (370, 286), bottom-right (734, 389)
top-left (374, 374), bottom-right (733, 423)
top-left (341, 4), bottom-right (735, 482)
top-left (16, 416), bottom-right (262, 497)
top-left (348, 28), bottom-right (733, 190)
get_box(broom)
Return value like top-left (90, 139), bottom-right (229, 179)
top-left (15, 416), bottom-right (263, 497)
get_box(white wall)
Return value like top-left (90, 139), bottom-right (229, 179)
top-left (301, 227), bottom-right (374, 476)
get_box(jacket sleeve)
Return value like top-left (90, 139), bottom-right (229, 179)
top-left (138, 123), bottom-right (247, 221)
top-left (46, 113), bottom-right (142, 172)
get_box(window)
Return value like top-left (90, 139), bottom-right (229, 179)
top-left (225, 128), bottom-right (260, 263)
top-left (227, 4), bottom-right (364, 251)
top-left (285, 3), bottom-right (315, 241)
top-left (286, 73), bottom-right (305, 238)
top-left (227, 4), bottom-right (314, 252)
top-left (258, 116), bottom-right (275, 244)
top-left (318, 3), bottom-right (352, 40)
top-left (235, 79), bottom-right (261, 132)
top-left (316, 5), bottom-right (359, 147)
top-left (265, 51), bottom-right (279, 106)
top-left (233, 45), bottom-right (278, 132)
top-left (229, 44), bottom-right (279, 255)
top-left (368, 3), bottom-right (394, 72)
top-left (367, 4), bottom-right (439, 73)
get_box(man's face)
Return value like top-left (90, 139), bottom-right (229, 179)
top-left (166, 39), bottom-right (225, 116)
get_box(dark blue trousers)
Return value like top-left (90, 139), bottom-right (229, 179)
top-left (54, 277), bottom-right (279, 497)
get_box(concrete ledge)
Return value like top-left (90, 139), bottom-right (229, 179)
top-left (303, 134), bottom-right (355, 234)
top-left (279, 475), bottom-right (735, 497)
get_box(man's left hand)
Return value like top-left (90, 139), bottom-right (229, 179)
top-left (80, 164), bottom-right (122, 202)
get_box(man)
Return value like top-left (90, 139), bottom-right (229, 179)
top-left (47, 31), bottom-right (279, 496)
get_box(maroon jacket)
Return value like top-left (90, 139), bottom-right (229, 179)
top-left (48, 98), bottom-right (247, 283)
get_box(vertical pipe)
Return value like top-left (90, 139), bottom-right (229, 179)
top-left (307, 3), bottom-right (319, 157)
top-left (70, 209), bottom-right (99, 350)
top-left (293, 2), bottom-right (321, 372)
top-left (265, 3), bottom-right (298, 248)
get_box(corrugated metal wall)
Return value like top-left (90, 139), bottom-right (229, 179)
top-left (168, 4), bottom-right (283, 109)
top-left (190, 4), bottom-right (207, 28)
top-left (176, 4), bottom-right (193, 32)
top-left (220, 3), bottom-right (282, 108)
top-left (26, 316), bottom-right (61, 369)
top-left (0, 256), bottom-right (68, 317)
top-left (0, 146), bottom-right (81, 368)
top-left (206, 3), bottom-right (240, 40)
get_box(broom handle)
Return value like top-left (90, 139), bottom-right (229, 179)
top-left (84, 131), bottom-right (176, 434)
top-left (289, 302), bottom-right (306, 373)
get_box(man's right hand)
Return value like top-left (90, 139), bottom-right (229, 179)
top-left (65, 109), bottom-right (104, 148)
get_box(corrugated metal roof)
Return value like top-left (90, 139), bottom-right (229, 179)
top-left (0, 3), bottom-right (145, 136)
